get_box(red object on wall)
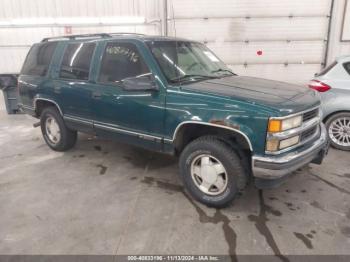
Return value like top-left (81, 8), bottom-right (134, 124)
top-left (257, 50), bottom-right (263, 56)
top-left (64, 26), bottom-right (72, 35)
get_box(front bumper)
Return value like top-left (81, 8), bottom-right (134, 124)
top-left (252, 123), bottom-right (329, 184)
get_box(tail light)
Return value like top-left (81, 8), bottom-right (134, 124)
top-left (308, 80), bottom-right (331, 92)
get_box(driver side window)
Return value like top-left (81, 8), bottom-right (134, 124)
top-left (99, 42), bottom-right (150, 84)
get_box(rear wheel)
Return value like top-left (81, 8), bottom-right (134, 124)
top-left (40, 107), bottom-right (77, 151)
top-left (325, 112), bottom-right (350, 151)
top-left (179, 136), bottom-right (248, 207)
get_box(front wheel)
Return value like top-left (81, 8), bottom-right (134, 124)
top-left (40, 107), bottom-right (77, 151)
top-left (325, 112), bottom-right (350, 151)
top-left (179, 136), bottom-right (248, 207)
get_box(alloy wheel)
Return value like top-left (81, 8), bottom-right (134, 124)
top-left (328, 117), bottom-right (350, 147)
top-left (190, 154), bottom-right (228, 195)
top-left (45, 116), bottom-right (61, 144)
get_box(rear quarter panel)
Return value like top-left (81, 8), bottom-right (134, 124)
top-left (18, 41), bottom-right (64, 114)
top-left (18, 75), bottom-right (52, 109)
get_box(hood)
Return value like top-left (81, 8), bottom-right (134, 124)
top-left (182, 76), bottom-right (320, 115)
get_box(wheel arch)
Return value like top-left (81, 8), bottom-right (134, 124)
top-left (34, 98), bottom-right (63, 117)
top-left (172, 122), bottom-right (253, 154)
top-left (323, 110), bottom-right (350, 123)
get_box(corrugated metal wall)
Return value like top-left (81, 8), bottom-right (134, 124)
top-left (0, 91), bottom-right (5, 111)
top-left (167, 0), bottom-right (332, 84)
top-left (0, 0), bottom-right (346, 86)
top-left (0, 0), bottom-right (162, 73)
top-left (327, 0), bottom-right (350, 64)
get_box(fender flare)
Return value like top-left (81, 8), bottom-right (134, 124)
top-left (169, 121), bottom-right (253, 151)
top-left (33, 97), bottom-right (63, 116)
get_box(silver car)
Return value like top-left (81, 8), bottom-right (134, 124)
top-left (309, 55), bottom-right (350, 151)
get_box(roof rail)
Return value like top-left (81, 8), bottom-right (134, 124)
top-left (41, 32), bottom-right (146, 42)
top-left (41, 33), bottom-right (111, 42)
top-left (108, 33), bottom-right (145, 36)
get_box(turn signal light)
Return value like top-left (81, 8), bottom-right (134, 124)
top-left (266, 138), bottom-right (279, 151)
top-left (268, 120), bottom-right (282, 132)
top-left (308, 80), bottom-right (331, 92)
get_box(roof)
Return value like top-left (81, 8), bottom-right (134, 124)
top-left (41, 33), bottom-right (191, 43)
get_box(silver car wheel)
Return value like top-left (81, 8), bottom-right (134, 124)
top-left (45, 116), bottom-right (61, 144)
top-left (328, 117), bottom-right (350, 147)
top-left (190, 154), bottom-right (228, 196)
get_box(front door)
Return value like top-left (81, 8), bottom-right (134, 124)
top-left (91, 41), bottom-right (166, 150)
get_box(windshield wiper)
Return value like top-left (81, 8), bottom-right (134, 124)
top-left (170, 74), bottom-right (217, 83)
top-left (211, 69), bottom-right (235, 75)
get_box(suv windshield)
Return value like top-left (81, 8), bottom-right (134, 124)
top-left (146, 40), bottom-right (234, 84)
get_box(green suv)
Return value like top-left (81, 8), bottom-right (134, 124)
top-left (18, 33), bottom-right (329, 207)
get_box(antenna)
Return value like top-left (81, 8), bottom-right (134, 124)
top-left (170, 0), bottom-right (181, 88)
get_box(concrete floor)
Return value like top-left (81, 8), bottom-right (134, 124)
top-left (0, 110), bottom-right (350, 258)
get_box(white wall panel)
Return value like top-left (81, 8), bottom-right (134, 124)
top-left (229, 64), bottom-right (321, 85)
top-left (0, 91), bottom-right (5, 111)
top-left (327, 0), bottom-right (350, 64)
top-left (0, 28), bottom-right (54, 45)
top-left (0, 0), bottom-right (162, 73)
top-left (0, 24), bottom-right (158, 46)
top-left (0, 47), bottom-right (29, 73)
top-left (168, 0), bottom-right (332, 84)
top-left (0, 0), bottom-right (160, 19)
top-left (169, 0), bottom-right (330, 18)
top-left (206, 41), bottom-right (325, 64)
top-left (0, 0), bottom-right (345, 85)
top-left (169, 17), bottom-right (328, 42)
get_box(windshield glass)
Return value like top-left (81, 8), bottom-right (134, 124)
top-left (146, 40), bottom-right (234, 84)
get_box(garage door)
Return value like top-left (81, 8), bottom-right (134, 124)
top-left (167, 0), bottom-right (332, 85)
top-left (0, 0), bottom-right (161, 74)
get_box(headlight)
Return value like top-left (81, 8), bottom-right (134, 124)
top-left (266, 114), bottom-right (302, 152)
top-left (268, 115), bottom-right (302, 133)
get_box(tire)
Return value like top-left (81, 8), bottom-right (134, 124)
top-left (40, 106), bottom-right (77, 151)
top-left (179, 136), bottom-right (248, 207)
top-left (325, 112), bottom-right (350, 151)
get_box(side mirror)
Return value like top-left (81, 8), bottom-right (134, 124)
top-left (122, 73), bottom-right (158, 92)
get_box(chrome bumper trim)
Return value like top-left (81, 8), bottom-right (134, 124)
top-left (252, 123), bottom-right (328, 179)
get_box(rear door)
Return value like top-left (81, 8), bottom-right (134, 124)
top-left (51, 41), bottom-right (97, 133)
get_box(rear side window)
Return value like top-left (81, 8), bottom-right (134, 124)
top-left (98, 42), bottom-right (149, 83)
top-left (59, 42), bottom-right (96, 81)
top-left (21, 42), bottom-right (57, 76)
top-left (343, 62), bottom-right (350, 75)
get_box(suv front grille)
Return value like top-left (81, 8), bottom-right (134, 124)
top-left (303, 108), bottom-right (318, 122)
top-left (300, 126), bottom-right (318, 142)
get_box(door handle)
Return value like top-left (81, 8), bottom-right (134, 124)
top-left (92, 91), bottom-right (102, 99)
